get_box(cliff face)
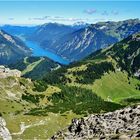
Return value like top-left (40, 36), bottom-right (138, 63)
top-left (52, 105), bottom-right (140, 140)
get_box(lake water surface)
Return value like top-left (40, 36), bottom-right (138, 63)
top-left (25, 41), bottom-right (70, 65)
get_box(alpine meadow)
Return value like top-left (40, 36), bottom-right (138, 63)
top-left (0, 1), bottom-right (140, 140)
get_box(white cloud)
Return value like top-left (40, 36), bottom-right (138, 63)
top-left (29, 16), bottom-right (89, 22)
top-left (8, 18), bottom-right (15, 20)
top-left (111, 10), bottom-right (119, 15)
top-left (84, 9), bottom-right (97, 15)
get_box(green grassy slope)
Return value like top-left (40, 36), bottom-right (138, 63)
top-left (0, 77), bottom-right (82, 139)
top-left (1, 33), bottom-right (140, 139)
top-left (92, 71), bottom-right (140, 102)
top-left (22, 57), bottom-right (44, 75)
top-left (9, 56), bottom-right (60, 80)
top-left (0, 77), bottom-right (122, 139)
top-left (43, 32), bottom-right (140, 105)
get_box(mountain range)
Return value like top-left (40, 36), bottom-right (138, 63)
top-left (1, 19), bottom-right (139, 64)
top-left (29, 19), bottom-right (140, 61)
top-left (0, 32), bottom-right (139, 139)
top-left (0, 19), bottom-right (140, 139)
top-left (0, 25), bottom-right (37, 39)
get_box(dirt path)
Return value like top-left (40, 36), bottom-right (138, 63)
top-left (12, 120), bottom-right (46, 135)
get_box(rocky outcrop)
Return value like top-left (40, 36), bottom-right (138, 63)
top-left (0, 65), bottom-right (21, 78)
top-left (52, 105), bottom-right (140, 139)
top-left (0, 117), bottom-right (12, 140)
top-left (134, 69), bottom-right (140, 77)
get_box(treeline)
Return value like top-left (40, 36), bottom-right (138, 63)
top-left (9, 59), bottom-right (27, 71)
top-left (33, 80), bottom-right (48, 92)
top-left (43, 62), bottom-right (115, 85)
top-left (74, 62), bottom-right (115, 84)
top-left (121, 97), bottom-right (140, 106)
top-left (24, 58), bottom-right (58, 80)
top-left (27, 86), bottom-right (122, 116)
top-left (9, 57), bottom-right (41, 71)
top-left (22, 91), bottom-right (45, 104)
top-left (109, 38), bottom-right (140, 75)
top-left (43, 67), bottom-right (68, 84)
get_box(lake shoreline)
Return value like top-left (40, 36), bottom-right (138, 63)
top-left (24, 40), bottom-right (70, 65)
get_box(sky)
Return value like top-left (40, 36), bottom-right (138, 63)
top-left (0, 1), bottom-right (140, 25)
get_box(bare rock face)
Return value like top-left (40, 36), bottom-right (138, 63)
top-left (0, 65), bottom-right (21, 78)
top-left (0, 117), bottom-right (12, 140)
top-left (52, 105), bottom-right (140, 140)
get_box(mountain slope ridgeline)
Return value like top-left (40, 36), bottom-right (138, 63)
top-left (0, 30), bottom-right (31, 64)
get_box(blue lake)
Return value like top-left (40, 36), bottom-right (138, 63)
top-left (24, 41), bottom-right (70, 65)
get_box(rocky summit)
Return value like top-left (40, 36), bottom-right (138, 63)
top-left (52, 105), bottom-right (140, 140)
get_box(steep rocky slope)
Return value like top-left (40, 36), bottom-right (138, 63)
top-left (88, 32), bottom-right (140, 77)
top-left (39, 19), bottom-right (140, 61)
top-left (52, 105), bottom-right (140, 140)
top-left (0, 30), bottom-right (31, 65)
top-left (45, 26), bottom-right (117, 61)
top-left (92, 18), bottom-right (140, 40)
top-left (0, 65), bottom-right (21, 78)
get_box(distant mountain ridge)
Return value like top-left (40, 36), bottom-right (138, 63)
top-left (29, 19), bottom-right (140, 62)
top-left (28, 23), bottom-right (77, 45)
top-left (0, 25), bottom-right (38, 39)
top-left (1, 19), bottom-right (140, 63)
top-left (92, 18), bottom-right (140, 40)
top-left (71, 21), bottom-right (89, 29)
top-left (45, 26), bottom-right (117, 61)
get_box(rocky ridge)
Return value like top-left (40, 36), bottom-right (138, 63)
top-left (0, 65), bottom-right (21, 78)
top-left (52, 105), bottom-right (140, 140)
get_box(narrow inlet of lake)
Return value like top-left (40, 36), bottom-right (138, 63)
top-left (25, 41), bottom-right (70, 65)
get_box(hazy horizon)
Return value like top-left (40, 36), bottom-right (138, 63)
top-left (0, 18), bottom-right (139, 27)
top-left (0, 1), bottom-right (140, 25)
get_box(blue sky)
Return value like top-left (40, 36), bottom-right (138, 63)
top-left (0, 1), bottom-right (139, 25)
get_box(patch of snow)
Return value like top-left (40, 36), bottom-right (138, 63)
top-left (99, 26), bottom-right (106, 30)
top-left (134, 69), bottom-right (140, 77)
